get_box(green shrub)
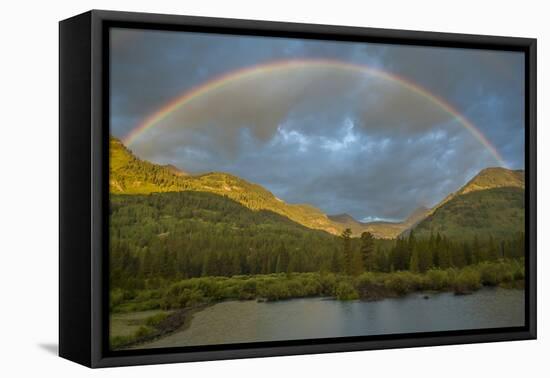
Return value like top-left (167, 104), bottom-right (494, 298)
top-left (480, 263), bottom-right (500, 286)
top-left (112, 260), bottom-right (525, 317)
top-left (238, 279), bottom-right (258, 300)
top-left (161, 283), bottom-right (205, 309)
top-left (178, 288), bottom-right (204, 307)
top-left (384, 271), bottom-right (423, 295)
top-left (479, 261), bottom-right (514, 286)
top-left (263, 281), bottom-right (291, 301)
top-left (355, 272), bottom-right (377, 289)
top-left (453, 269), bottom-right (481, 294)
top-left (219, 283), bottom-right (241, 299)
top-left (426, 269), bottom-right (451, 291)
top-left (511, 260), bottom-right (525, 281)
top-left (318, 273), bottom-right (338, 296)
top-left (300, 276), bottom-right (322, 296)
top-left (335, 281), bottom-right (359, 300)
top-left (197, 279), bottom-right (223, 299)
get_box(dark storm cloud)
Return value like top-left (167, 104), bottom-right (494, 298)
top-left (367, 44), bottom-right (525, 169)
top-left (110, 28), bottom-right (525, 221)
top-left (131, 68), bottom-right (456, 161)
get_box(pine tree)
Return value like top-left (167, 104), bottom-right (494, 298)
top-left (472, 235), bottom-right (481, 264)
top-left (331, 249), bottom-right (342, 273)
top-left (341, 228), bottom-right (352, 275)
top-left (438, 237), bottom-right (451, 269)
top-left (275, 254), bottom-right (282, 273)
top-left (141, 248), bottom-right (154, 278)
top-left (374, 245), bottom-right (388, 272)
top-left (350, 250), bottom-right (364, 276)
top-left (410, 247), bottom-right (420, 272)
top-left (417, 240), bottom-right (433, 272)
top-left (487, 235), bottom-right (499, 261)
top-left (392, 237), bottom-right (410, 271)
top-left (360, 231), bottom-right (375, 271)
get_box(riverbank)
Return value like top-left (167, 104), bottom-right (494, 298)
top-left (110, 304), bottom-right (210, 349)
top-left (137, 287), bottom-right (526, 349)
top-left (110, 258), bottom-right (524, 349)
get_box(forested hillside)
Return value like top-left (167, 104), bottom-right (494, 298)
top-left (110, 136), bottom-right (341, 235)
top-left (110, 191), bottom-right (342, 289)
top-left (412, 167), bottom-right (525, 239)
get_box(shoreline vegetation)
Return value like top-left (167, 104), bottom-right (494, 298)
top-left (110, 258), bottom-right (524, 349)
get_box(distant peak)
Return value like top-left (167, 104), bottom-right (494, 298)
top-left (478, 166), bottom-right (514, 174)
top-left (476, 166), bottom-right (525, 177)
top-left (460, 166), bottom-right (524, 195)
top-left (328, 213), bottom-right (359, 223)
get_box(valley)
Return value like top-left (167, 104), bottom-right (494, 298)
top-left (109, 136), bottom-right (526, 350)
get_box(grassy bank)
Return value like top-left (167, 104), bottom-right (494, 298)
top-left (110, 258), bottom-right (524, 348)
top-left (110, 310), bottom-right (171, 349)
top-left (110, 305), bottom-right (212, 350)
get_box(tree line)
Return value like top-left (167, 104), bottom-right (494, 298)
top-left (343, 228), bottom-right (525, 276)
top-left (110, 191), bottom-right (525, 290)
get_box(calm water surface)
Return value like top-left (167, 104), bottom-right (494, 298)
top-left (141, 287), bottom-right (524, 348)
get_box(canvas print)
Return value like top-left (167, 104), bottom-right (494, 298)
top-left (108, 27), bottom-right (526, 351)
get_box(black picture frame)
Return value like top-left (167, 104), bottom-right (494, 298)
top-left (59, 9), bottom-right (537, 368)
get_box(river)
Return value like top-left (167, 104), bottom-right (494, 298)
top-left (139, 287), bottom-right (524, 349)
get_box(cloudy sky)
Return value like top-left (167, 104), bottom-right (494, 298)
top-left (110, 28), bottom-right (525, 222)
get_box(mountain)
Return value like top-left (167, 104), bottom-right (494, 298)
top-left (411, 167), bottom-right (525, 239)
top-left (327, 213), bottom-right (365, 235)
top-left (110, 190), bottom-right (341, 281)
top-left (111, 136), bottom-right (524, 240)
top-left (110, 136), bottom-right (342, 235)
top-left (459, 167), bottom-right (524, 194)
top-left (432, 167), bottom-right (524, 212)
top-left (363, 206), bottom-right (431, 238)
top-left (329, 206), bottom-right (430, 239)
top-left (162, 164), bottom-right (187, 176)
top-left (402, 206), bottom-right (432, 227)
top-left (329, 167), bottom-right (524, 240)
top-left (110, 137), bottom-right (188, 193)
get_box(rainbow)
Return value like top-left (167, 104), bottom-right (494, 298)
top-left (123, 58), bottom-right (505, 166)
